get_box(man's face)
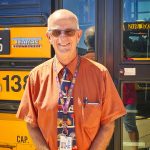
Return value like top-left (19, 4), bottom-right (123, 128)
top-left (47, 18), bottom-right (82, 63)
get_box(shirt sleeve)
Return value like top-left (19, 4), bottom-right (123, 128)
top-left (100, 70), bottom-right (126, 125)
top-left (16, 73), bottom-right (38, 127)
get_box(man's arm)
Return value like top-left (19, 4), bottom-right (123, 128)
top-left (89, 121), bottom-right (115, 150)
top-left (26, 123), bottom-right (50, 150)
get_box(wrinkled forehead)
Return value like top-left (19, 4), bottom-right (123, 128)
top-left (48, 13), bottom-right (79, 29)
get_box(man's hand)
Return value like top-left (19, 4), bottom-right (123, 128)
top-left (89, 121), bottom-right (115, 150)
top-left (27, 123), bottom-right (50, 150)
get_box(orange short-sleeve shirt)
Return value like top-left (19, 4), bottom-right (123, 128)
top-left (16, 56), bottom-right (126, 150)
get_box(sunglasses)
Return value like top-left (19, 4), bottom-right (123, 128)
top-left (47, 29), bottom-right (78, 37)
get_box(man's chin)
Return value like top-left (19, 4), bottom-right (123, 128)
top-left (59, 48), bottom-right (70, 53)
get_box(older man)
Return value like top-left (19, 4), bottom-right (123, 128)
top-left (16, 9), bottom-right (126, 150)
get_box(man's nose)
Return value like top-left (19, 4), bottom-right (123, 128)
top-left (59, 31), bottom-right (67, 37)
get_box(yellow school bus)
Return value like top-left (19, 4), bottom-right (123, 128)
top-left (0, 0), bottom-right (51, 149)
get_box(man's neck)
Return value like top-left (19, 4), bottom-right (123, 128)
top-left (56, 55), bottom-right (78, 66)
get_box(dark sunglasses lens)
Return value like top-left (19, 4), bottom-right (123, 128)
top-left (51, 29), bottom-right (76, 37)
top-left (52, 30), bottom-right (61, 37)
top-left (65, 30), bottom-right (76, 36)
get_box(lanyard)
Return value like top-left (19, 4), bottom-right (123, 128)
top-left (54, 56), bottom-right (80, 114)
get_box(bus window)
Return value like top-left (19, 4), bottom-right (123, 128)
top-left (123, 22), bottom-right (150, 60)
top-left (0, 0), bottom-right (51, 26)
top-left (62, 0), bottom-right (95, 56)
top-left (123, 0), bottom-right (150, 61)
top-left (123, 0), bottom-right (150, 22)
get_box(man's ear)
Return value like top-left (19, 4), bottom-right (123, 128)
top-left (79, 29), bottom-right (82, 38)
top-left (46, 32), bottom-right (52, 43)
top-left (77, 29), bottom-right (82, 43)
top-left (46, 32), bottom-right (49, 39)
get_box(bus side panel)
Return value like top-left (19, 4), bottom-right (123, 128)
top-left (0, 27), bottom-right (51, 58)
top-left (0, 113), bottom-right (35, 150)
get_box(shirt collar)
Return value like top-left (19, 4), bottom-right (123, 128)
top-left (53, 55), bottom-right (79, 75)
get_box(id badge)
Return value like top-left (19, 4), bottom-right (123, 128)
top-left (59, 135), bottom-right (72, 150)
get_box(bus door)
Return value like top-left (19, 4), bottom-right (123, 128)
top-left (0, 0), bottom-right (51, 149)
top-left (114, 0), bottom-right (150, 150)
